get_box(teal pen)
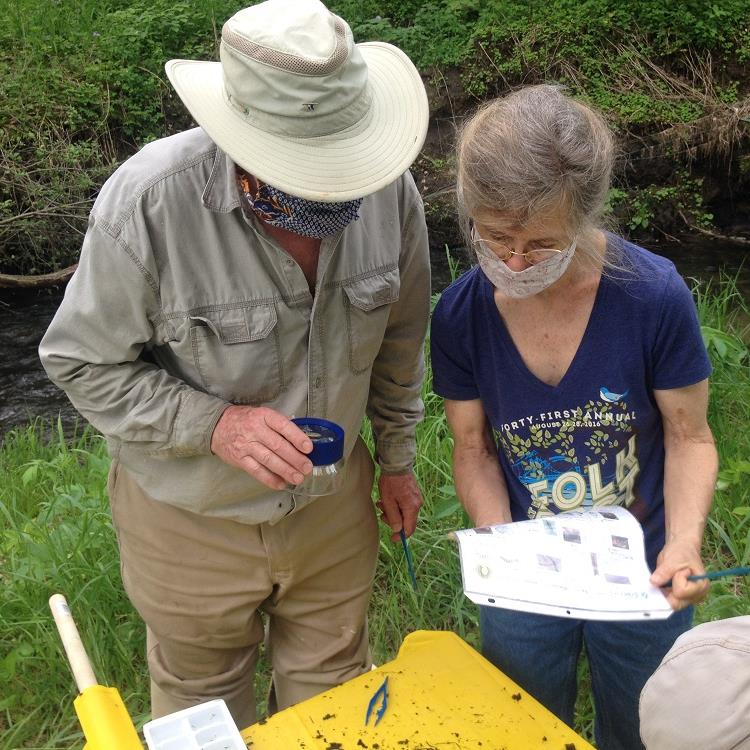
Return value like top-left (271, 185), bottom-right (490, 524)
top-left (662, 565), bottom-right (750, 587)
top-left (399, 529), bottom-right (418, 591)
top-left (687, 566), bottom-right (750, 582)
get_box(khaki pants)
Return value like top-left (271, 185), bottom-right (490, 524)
top-left (108, 438), bottom-right (378, 729)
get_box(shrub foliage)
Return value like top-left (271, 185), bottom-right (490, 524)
top-left (1, 0), bottom-right (748, 273)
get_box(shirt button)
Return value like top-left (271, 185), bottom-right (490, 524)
top-left (314, 377), bottom-right (323, 388)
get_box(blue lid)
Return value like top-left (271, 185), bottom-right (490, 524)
top-left (292, 417), bottom-right (345, 466)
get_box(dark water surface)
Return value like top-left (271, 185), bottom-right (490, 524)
top-left (0, 290), bottom-right (81, 436)
top-left (2, 234), bottom-right (748, 438)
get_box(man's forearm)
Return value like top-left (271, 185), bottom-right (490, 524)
top-left (370, 174), bottom-right (430, 472)
top-left (42, 352), bottom-right (229, 456)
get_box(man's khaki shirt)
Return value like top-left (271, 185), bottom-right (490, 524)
top-left (40, 128), bottom-right (430, 524)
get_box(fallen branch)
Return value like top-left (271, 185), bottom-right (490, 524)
top-left (677, 212), bottom-right (750, 246)
top-left (0, 264), bottom-right (78, 288)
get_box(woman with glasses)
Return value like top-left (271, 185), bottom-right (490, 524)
top-left (431, 85), bottom-right (717, 750)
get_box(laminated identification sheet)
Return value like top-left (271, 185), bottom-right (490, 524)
top-left (454, 507), bottom-right (673, 620)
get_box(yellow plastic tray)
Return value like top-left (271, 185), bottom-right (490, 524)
top-left (241, 630), bottom-right (594, 749)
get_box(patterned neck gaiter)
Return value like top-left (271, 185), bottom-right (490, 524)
top-left (474, 230), bottom-right (578, 299)
top-left (237, 171), bottom-right (363, 239)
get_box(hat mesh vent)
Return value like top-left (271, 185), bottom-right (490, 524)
top-left (222, 17), bottom-right (349, 76)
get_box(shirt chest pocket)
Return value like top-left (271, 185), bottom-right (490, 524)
top-left (189, 303), bottom-right (283, 404)
top-left (343, 269), bottom-right (400, 374)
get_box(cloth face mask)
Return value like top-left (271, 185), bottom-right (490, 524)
top-left (238, 172), bottom-right (363, 239)
top-left (474, 234), bottom-right (578, 298)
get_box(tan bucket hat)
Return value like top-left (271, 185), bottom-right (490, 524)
top-left (639, 616), bottom-right (750, 750)
top-left (165, 0), bottom-right (429, 201)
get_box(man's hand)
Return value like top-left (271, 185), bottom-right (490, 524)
top-left (650, 538), bottom-right (710, 611)
top-left (211, 405), bottom-right (313, 490)
top-left (376, 471), bottom-right (423, 542)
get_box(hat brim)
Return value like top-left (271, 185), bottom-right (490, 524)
top-left (165, 43), bottom-right (428, 201)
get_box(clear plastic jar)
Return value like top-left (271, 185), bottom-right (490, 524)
top-left (290, 418), bottom-right (345, 498)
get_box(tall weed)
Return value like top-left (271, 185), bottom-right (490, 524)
top-left (694, 275), bottom-right (750, 622)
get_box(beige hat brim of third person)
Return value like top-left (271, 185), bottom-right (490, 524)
top-left (166, 42), bottom-right (428, 202)
top-left (639, 616), bottom-right (750, 750)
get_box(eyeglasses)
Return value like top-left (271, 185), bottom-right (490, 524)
top-left (470, 226), bottom-right (566, 266)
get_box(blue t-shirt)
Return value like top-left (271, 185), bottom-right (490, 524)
top-left (431, 236), bottom-right (712, 569)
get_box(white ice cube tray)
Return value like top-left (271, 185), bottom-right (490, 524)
top-left (143, 699), bottom-right (246, 750)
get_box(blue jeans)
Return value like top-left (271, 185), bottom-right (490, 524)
top-left (480, 606), bottom-right (693, 750)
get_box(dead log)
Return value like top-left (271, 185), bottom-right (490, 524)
top-left (0, 264), bottom-right (78, 289)
top-left (676, 211), bottom-right (750, 245)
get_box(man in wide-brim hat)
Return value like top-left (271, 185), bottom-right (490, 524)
top-left (40, 0), bottom-right (430, 727)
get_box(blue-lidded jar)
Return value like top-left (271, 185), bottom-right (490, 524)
top-left (291, 418), bottom-right (345, 497)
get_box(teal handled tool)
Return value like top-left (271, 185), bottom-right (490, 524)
top-left (663, 566), bottom-right (750, 587)
top-left (399, 529), bottom-right (418, 591)
top-left (687, 565), bottom-right (750, 582)
top-left (365, 676), bottom-right (389, 727)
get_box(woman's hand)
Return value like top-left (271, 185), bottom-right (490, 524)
top-left (650, 538), bottom-right (710, 610)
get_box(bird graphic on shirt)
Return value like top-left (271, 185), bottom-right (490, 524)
top-left (600, 386), bottom-right (629, 403)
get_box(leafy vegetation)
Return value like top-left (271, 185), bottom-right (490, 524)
top-left (0, 0), bottom-right (238, 274)
top-left (1, 0), bottom-right (748, 273)
top-left (2, 275), bottom-right (749, 748)
top-left (605, 173), bottom-right (716, 233)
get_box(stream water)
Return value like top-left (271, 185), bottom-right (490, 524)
top-left (1, 234), bottom-right (748, 439)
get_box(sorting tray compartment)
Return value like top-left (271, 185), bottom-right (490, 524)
top-left (143, 699), bottom-right (245, 750)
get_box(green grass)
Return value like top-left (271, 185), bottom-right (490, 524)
top-left (2, 276), bottom-right (749, 749)
top-left (693, 275), bottom-right (750, 620)
top-left (0, 421), bottom-right (149, 749)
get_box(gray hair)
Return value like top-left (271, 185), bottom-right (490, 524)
top-left (456, 84), bottom-right (616, 269)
